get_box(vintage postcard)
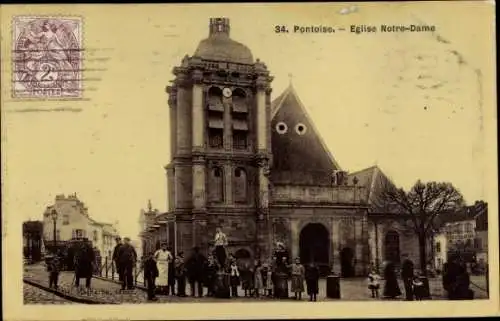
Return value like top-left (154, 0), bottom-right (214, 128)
top-left (1, 2), bottom-right (498, 320)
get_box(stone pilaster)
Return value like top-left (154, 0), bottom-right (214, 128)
top-left (192, 70), bottom-right (204, 152)
top-left (354, 219), bottom-right (364, 275)
top-left (192, 156), bottom-right (206, 211)
top-left (331, 219), bottom-right (341, 274)
top-left (256, 77), bottom-right (267, 152)
top-left (174, 70), bottom-right (191, 155)
top-left (166, 86), bottom-right (177, 157)
top-left (223, 96), bottom-right (232, 151)
top-left (224, 163), bottom-right (233, 204)
top-left (291, 219), bottom-right (299, 259)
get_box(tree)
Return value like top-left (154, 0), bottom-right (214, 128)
top-left (374, 180), bottom-right (464, 274)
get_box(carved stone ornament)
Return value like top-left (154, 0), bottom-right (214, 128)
top-left (192, 70), bottom-right (204, 84)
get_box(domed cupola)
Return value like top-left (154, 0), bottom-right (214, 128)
top-left (194, 18), bottom-right (254, 64)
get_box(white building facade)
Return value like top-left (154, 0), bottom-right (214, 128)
top-left (42, 194), bottom-right (120, 258)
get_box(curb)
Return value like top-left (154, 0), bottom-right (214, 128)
top-left (23, 279), bottom-right (116, 305)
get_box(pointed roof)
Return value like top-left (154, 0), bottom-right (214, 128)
top-left (270, 84), bottom-right (341, 170)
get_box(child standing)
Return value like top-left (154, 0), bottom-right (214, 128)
top-left (47, 256), bottom-right (60, 290)
top-left (229, 261), bottom-right (240, 298)
top-left (412, 274), bottom-right (425, 300)
top-left (367, 269), bottom-right (381, 298)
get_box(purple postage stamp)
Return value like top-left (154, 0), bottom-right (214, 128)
top-left (12, 16), bottom-right (83, 99)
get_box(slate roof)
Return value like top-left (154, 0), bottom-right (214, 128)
top-left (348, 165), bottom-right (398, 210)
top-left (269, 84), bottom-right (341, 182)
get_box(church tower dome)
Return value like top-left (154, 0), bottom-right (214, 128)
top-left (194, 18), bottom-right (254, 64)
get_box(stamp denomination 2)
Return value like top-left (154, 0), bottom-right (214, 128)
top-left (12, 16), bottom-right (83, 99)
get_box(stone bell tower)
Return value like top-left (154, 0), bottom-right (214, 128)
top-left (165, 18), bottom-right (273, 258)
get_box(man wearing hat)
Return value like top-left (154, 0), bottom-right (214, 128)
top-left (112, 237), bottom-right (123, 283)
top-left (118, 237), bottom-right (138, 290)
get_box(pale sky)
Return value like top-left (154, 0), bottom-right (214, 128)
top-left (1, 3), bottom-right (496, 241)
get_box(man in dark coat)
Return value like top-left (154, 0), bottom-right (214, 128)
top-left (74, 239), bottom-right (95, 289)
top-left (117, 237), bottom-right (137, 290)
top-left (112, 237), bottom-right (123, 282)
top-left (186, 246), bottom-right (206, 297)
top-left (175, 251), bottom-right (187, 296)
top-left (401, 254), bottom-right (415, 301)
top-left (143, 252), bottom-right (158, 301)
top-left (167, 246), bottom-right (176, 296)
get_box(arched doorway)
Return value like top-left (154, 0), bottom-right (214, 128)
top-left (384, 230), bottom-right (401, 264)
top-left (299, 223), bottom-right (330, 274)
top-left (340, 247), bottom-right (355, 277)
top-left (234, 248), bottom-right (251, 259)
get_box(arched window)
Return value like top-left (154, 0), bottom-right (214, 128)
top-left (208, 166), bottom-right (224, 203)
top-left (234, 167), bottom-right (248, 203)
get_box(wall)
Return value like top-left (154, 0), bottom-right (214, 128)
top-left (368, 218), bottom-right (430, 272)
top-left (434, 233), bottom-right (447, 271)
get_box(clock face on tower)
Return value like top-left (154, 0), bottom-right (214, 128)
top-left (222, 87), bottom-right (232, 98)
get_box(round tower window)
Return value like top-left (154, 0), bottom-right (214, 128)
top-left (295, 123), bottom-right (307, 135)
top-left (276, 122), bottom-right (288, 134)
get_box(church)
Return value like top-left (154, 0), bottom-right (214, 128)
top-left (139, 18), bottom-right (430, 276)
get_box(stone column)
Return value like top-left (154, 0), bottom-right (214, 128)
top-left (331, 219), bottom-right (341, 274)
top-left (192, 156), bottom-right (206, 211)
top-left (224, 163), bottom-right (233, 205)
top-left (256, 77), bottom-right (270, 235)
top-left (223, 96), bottom-right (232, 151)
top-left (175, 71), bottom-right (191, 155)
top-left (192, 70), bottom-right (204, 151)
top-left (354, 219), bottom-right (364, 275)
top-left (290, 219), bottom-right (300, 259)
top-left (166, 85), bottom-right (177, 157)
top-left (256, 77), bottom-right (267, 152)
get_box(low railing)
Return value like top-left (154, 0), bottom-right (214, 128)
top-left (99, 257), bottom-right (145, 286)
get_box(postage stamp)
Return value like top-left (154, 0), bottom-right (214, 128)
top-left (12, 16), bottom-right (83, 99)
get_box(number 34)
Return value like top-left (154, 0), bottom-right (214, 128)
top-left (275, 25), bottom-right (288, 33)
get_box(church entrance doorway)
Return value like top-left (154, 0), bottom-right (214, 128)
top-left (384, 230), bottom-right (401, 265)
top-left (340, 247), bottom-right (355, 277)
top-left (299, 223), bottom-right (330, 275)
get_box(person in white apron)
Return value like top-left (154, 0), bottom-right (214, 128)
top-left (154, 242), bottom-right (173, 295)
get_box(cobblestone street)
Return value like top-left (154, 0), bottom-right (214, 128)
top-left (23, 264), bottom-right (488, 304)
top-left (24, 283), bottom-right (79, 304)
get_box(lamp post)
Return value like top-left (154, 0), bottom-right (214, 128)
top-left (50, 209), bottom-right (58, 253)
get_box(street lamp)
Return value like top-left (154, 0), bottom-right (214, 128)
top-left (50, 209), bottom-right (58, 253)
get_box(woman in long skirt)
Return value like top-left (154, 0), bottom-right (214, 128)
top-left (383, 262), bottom-right (402, 299)
top-left (264, 262), bottom-right (273, 297)
top-left (154, 242), bottom-right (173, 295)
top-left (290, 258), bottom-right (305, 300)
top-left (305, 262), bottom-right (320, 301)
top-left (253, 260), bottom-right (264, 297)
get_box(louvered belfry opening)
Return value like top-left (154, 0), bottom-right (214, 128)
top-left (207, 86), bottom-right (224, 149)
top-left (231, 87), bottom-right (249, 150)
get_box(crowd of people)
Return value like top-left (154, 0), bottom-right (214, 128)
top-left (136, 241), bottom-right (321, 302)
top-left (369, 253), bottom-right (474, 301)
top-left (44, 233), bottom-right (477, 302)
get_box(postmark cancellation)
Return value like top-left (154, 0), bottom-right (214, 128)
top-left (12, 16), bottom-right (83, 99)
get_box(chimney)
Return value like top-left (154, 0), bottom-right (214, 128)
top-left (209, 17), bottom-right (230, 38)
